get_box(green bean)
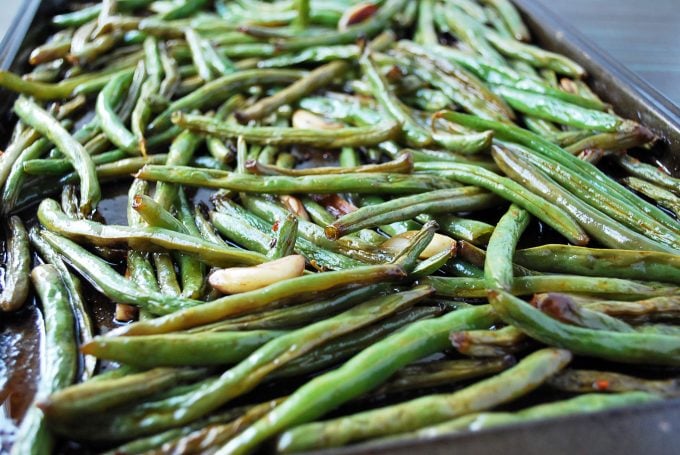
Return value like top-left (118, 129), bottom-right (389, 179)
top-left (133, 195), bottom-right (185, 232)
top-left (443, 0), bottom-right (488, 21)
top-left (0, 66), bottom-right (135, 100)
top-left (442, 6), bottom-right (504, 64)
top-left (149, 397), bottom-right (286, 454)
top-left (95, 71), bottom-right (140, 154)
top-left (439, 111), bottom-right (680, 241)
top-left (397, 392), bottom-right (658, 441)
top-left (126, 180), bottom-right (159, 321)
top-left (514, 244), bottom-right (680, 285)
top-left (359, 50), bottom-right (431, 147)
top-left (399, 42), bottom-right (515, 118)
top-left (52, 0), bottom-right (154, 27)
top-left (64, 287), bottom-right (430, 440)
top-left (137, 164), bottom-right (448, 195)
top-left (398, 50), bottom-right (512, 122)
top-left (11, 154), bottom-right (164, 213)
top-left (11, 265), bottom-right (77, 455)
top-left (153, 252), bottom-right (181, 297)
top-left (38, 199), bottom-right (266, 267)
top-left (159, 42), bottom-right (180, 99)
top-left (194, 206), bottom-right (226, 245)
top-left (161, 0), bottom-right (210, 20)
top-left (485, 30), bottom-right (584, 77)
top-left (415, 161), bottom-right (589, 245)
top-left (624, 177), bottom-right (680, 218)
top-left (489, 289), bottom-right (680, 366)
top-left (52, 4), bottom-right (101, 27)
top-left (615, 154), bottom-right (680, 195)
top-left (117, 60), bottom-right (147, 125)
top-left (196, 285), bottom-right (389, 333)
top-left (238, 60), bottom-right (349, 122)
top-left (0, 217), bottom-right (31, 312)
top-left (149, 69), bottom-right (304, 132)
top-left (459, 240), bottom-right (538, 278)
top-left (83, 330), bottom-right (285, 367)
top-left (132, 37), bottom-right (162, 151)
top-left (375, 357), bottom-right (515, 396)
top-left (492, 143), bottom-right (673, 252)
top-left (41, 367), bottom-right (208, 423)
top-left (1, 136), bottom-right (52, 214)
top-left (22, 150), bottom-right (126, 176)
top-left (493, 85), bottom-right (622, 131)
top-left (269, 214), bottom-right (298, 259)
top-left (173, 112), bottom-right (401, 148)
top-left (248, 152), bottom-right (414, 177)
top-left (481, 0), bottom-right (529, 41)
top-left (30, 38), bottom-right (71, 66)
top-left (422, 214), bottom-right (494, 245)
top-left (276, 348), bottom-right (570, 452)
top-left (185, 27), bottom-right (214, 81)
top-left (111, 263), bottom-right (406, 336)
top-left (155, 130), bottom-right (202, 210)
top-left (412, 244), bottom-right (457, 278)
top-left (485, 204), bottom-right (530, 290)
top-left (391, 221), bottom-right (438, 272)
top-left (14, 97), bottom-right (100, 212)
top-left (507, 143), bottom-right (680, 250)
top-left (133, 193), bottom-right (204, 298)
top-left (326, 187), bottom-right (498, 239)
top-left (415, 0), bottom-right (437, 45)
top-left (425, 275), bottom-right (678, 300)
top-left (450, 326), bottom-right (527, 357)
top-left (580, 295), bottom-right (680, 324)
top-left (224, 304), bottom-right (497, 454)
top-left (0, 127), bottom-right (41, 187)
top-left (107, 404), bottom-right (261, 455)
top-left (39, 230), bottom-right (201, 315)
top-left (211, 210), bottom-right (271, 253)
top-left (275, 0), bottom-right (408, 51)
top-left (549, 370), bottom-right (680, 397)
top-left (212, 203), bottom-right (365, 270)
top-left (276, 307), bottom-right (442, 379)
top-left (532, 292), bottom-right (635, 332)
top-left (564, 127), bottom-right (654, 154)
top-left (420, 44), bottom-right (604, 110)
top-left (28, 226), bottom-right (97, 380)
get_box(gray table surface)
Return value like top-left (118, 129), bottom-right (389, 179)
top-left (1, 0), bottom-right (679, 105)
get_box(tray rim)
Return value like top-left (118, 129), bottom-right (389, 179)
top-left (1, 1), bottom-right (680, 454)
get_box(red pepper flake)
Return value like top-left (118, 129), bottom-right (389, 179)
top-left (594, 379), bottom-right (610, 391)
top-left (272, 220), bottom-right (280, 232)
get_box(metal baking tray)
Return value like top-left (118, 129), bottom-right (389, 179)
top-left (1, 1), bottom-right (679, 454)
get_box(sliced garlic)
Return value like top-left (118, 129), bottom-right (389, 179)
top-left (381, 231), bottom-right (456, 259)
top-left (291, 109), bottom-right (343, 130)
top-left (115, 303), bottom-right (138, 322)
top-left (209, 255), bottom-right (306, 294)
top-left (280, 195), bottom-right (311, 221)
top-left (338, 2), bottom-right (379, 31)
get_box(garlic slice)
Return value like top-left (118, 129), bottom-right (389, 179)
top-left (209, 255), bottom-right (306, 294)
top-left (280, 195), bottom-right (311, 221)
top-left (338, 3), bottom-right (379, 31)
top-left (291, 109), bottom-right (343, 130)
top-left (381, 231), bottom-right (456, 259)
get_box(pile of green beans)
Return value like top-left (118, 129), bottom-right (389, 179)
top-left (0, 0), bottom-right (678, 454)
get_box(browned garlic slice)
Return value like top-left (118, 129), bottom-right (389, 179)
top-left (381, 231), bottom-right (456, 259)
top-left (209, 255), bottom-right (306, 294)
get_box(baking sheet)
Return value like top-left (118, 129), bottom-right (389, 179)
top-left (1, 1), bottom-right (679, 454)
